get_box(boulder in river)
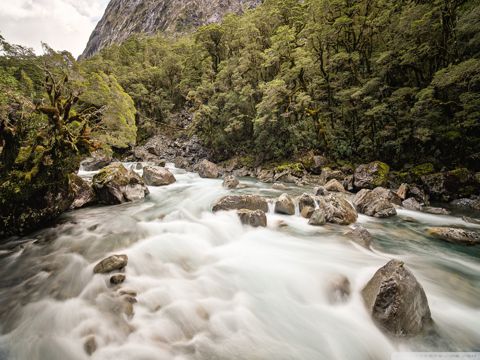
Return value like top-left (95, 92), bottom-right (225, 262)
top-left (422, 206), bottom-right (450, 215)
top-left (68, 174), bottom-right (96, 209)
top-left (298, 193), bottom-right (316, 213)
top-left (94, 254), bottom-right (128, 274)
top-left (308, 209), bottom-right (326, 226)
top-left (354, 161), bottom-right (390, 190)
top-left (196, 159), bottom-right (220, 178)
top-left (274, 193), bottom-right (295, 215)
top-left (237, 209), bottom-right (267, 227)
top-left (427, 227), bottom-right (480, 246)
top-left (450, 198), bottom-right (480, 211)
top-left (345, 225), bottom-right (373, 248)
top-left (353, 188), bottom-right (397, 218)
top-left (301, 206), bottom-right (315, 219)
top-left (272, 182), bottom-right (288, 191)
top-left (319, 168), bottom-right (346, 185)
top-left (324, 179), bottom-right (346, 192)
top-left (327, 274), bottom-right (351, 304)
top-left (142, 166), bottom-right (176, 186)
top-left (223, 175), bottom-right (239, 189)
top-left (362, 259), bottom-right (433, 337)
top-left (318, 193), bottom-right (358, 225)
top-left (212, 195), bottom-right (269, 212)
top-left (92, 163), bottom-right (149, 205)
top-left (402, 197), bottom-right (423, 211)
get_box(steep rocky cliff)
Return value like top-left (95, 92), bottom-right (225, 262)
top-left (81, 0), bottom-right (261, 58)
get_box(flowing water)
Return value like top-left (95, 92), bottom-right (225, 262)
top-left (0, 164), bottom-right (479, 360)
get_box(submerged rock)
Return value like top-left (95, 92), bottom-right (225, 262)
top-left (327, 274), bottom-right (351, 304)
top-left (196, 159), bottom-right (220, 178)
top-left (362, 259), bottom-right (432, 337)
top-left (345, 225), bottom-right (373, 248)
top-left (353, 188), bottom-right (397, 218)
top-left (237, 209), bottom-right (267, 227)
top-left (318, 194), bottom-right (358, 225)
top-left (92, 163), bottom-right (149, 204)
top-left (110, 274), bottom-right (126, 285)
top-left (324, 179), bottom-right (346, 192)
top-left (223, 175), bottom-right (239, 189)
top-left (354, 161), bottom-right (390, 190)
top-left (212, 195), bottom-right (268, 212)
top-left (142, 166), bottom-right (176, 186)
top-left (422, 207), bottom-right (450, 215)
top-left (272, 182), bottom-right (288, 190)
top-left (94, 254), bottom-right (128, 274)
top-left (83, 336), bottom-right (97, 356)
top-left (69, 174), bottom-right (96, 209)
top-left (427, 227), bottom-right (480, 246)
top-left (274, 193), bottom-right (295, 215)
top-left (450, 198), bottom-right (480, 211)
top-left (308, 209), bottom-right (326, 226)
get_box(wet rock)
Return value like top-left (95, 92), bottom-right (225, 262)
top-left (421, 169), bottom-right (476, 202)
top-left (308, 209), bottom-right (326, 226)
top-left (402, 198), bottom-right (423, 211)
top-left (92, 163), bottom-right (149, 204)
top-left (324, 179), bottom-right (346, 192)
top-left (362, 259), bottom-right (432, 337)
top-left (237, 209), bottom-right (267, 227)
top-left (94, 254), bottom-right (128, 274)
top-left (301, 206), bottom-right (315, 219)
top-left (142, 166), bottom-right (176, 186)
top-left (409, 186), bottom-right (429, 205)
top-left (319, 168), bottom-right (346, 185)
top-left (212, 195), bottom-right (269, 212)
top-left (174, 156), bottom-right (191, 170)
top-left (342, 175), bottom-right (354, 192)
top-left (353, 188), bottom-right (397, 218)
top-left (327, 274), bottom-right (351, 304)
top-left (272, 182), bottom-right (288, 190)
top-left (450, 198), bottom-right (480, 211)
top-left (84, 336), bottom-right (97, 356)
top-left (427, 227), bottom-right (480, 246)
top-left (314, 186), bottom-right (327, 196)
top-left (257, 169), bottom-right (275, 183)
top-left (311, 155), bottom-right (328, 174)
top-left (345, 225), bottom-right (373, 248)
top-left (274, 193), bottom-right (295, 215)
top-left (110, 274), bottom-right (126, 285)
top-left (196, 159), bottom-right (220, 178)
top-left (275, 172), bottom-right (298, 184)
top-left (298, 193), bottom-right (316, 213)
top-left (223, 175), bottom-right (239, 189)
top-left (81, 153), bottom-right (112, 171)
top-left (69, 174), bottom-right (96, 209)
top-left (463, 216), bottom-right (480, 225)
top-left (354, 161), bottom-right (390, 190)
top-left (318, 194), bottom-right (358, 225)
top-left (397, 183), bottom-right (409, 200)
top-left (371, 187), bottom-right (402, 206)
top-left (422, 207), bottom-right (450, 215)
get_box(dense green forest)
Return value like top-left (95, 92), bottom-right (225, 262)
top-left (80, 0), bottom-right (480, 169)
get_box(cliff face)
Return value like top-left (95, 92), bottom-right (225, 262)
top-left (81, 0), bottom-right (261, 58)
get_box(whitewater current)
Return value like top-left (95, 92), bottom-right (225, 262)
top-left (0, 163), bottom-right (479, 360)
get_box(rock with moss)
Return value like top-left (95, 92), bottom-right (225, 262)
top-left (93, 163), bottom-right (149, 204)
top-left (354, 161), bottom-right (390, 190)
top-left (422, 168), bottom-right (476, 201)
top-left (69, 174), bottom-right (97, 209)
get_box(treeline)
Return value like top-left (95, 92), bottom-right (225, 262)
top-left (83, 0), bottom-right (480, 170)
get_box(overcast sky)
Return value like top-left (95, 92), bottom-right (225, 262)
top-left (0, 0), bottom-right (109, 57)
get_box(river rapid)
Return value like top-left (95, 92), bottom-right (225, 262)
top-left (0, 163), bottom-right (479, 360)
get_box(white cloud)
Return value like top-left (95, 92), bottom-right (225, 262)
top-left (0, 0), bottom-right (109, 57)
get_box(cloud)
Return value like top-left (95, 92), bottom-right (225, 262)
top-left (0, 0), bottom-right (109, 57)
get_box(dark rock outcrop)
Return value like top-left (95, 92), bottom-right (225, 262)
top-left (69, 174), bottom-right (97, 209)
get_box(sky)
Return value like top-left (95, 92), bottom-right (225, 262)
top-left (0, 0), bottom-right (109, 57)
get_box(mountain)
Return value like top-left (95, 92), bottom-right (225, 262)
top-left (81, 0), bottom-right (261, 58)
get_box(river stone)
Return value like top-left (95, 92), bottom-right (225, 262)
top-left (84, 336), bottom-right (97, 356)
top-left (373, 187), bottom-right (402, 206)
top-left (274, 193), bottom-right (295, 215)
top-left (68, 174), bottom-right (96, 209)
top-left (142, 166), bottom-right (176, 186)
top-left (314, 186), bottom-right (327, 196)
top-left (196, 159), bottom-right (219, 178)
top-left (237, 209), bottom-right (267, 227)
top-left (362, 259), bottom-right (432, 337)
top-left (223, 175), bottom-right (239, 189)
top-left (319, 168), bottom-right (346, 185)
top-left (354, 161), bottom-right (390, 190)
top-left (301, 206), bottom-right (315, 219)
top-left (427, 227), bottom-right (480, 246)
top-left (308, 209), bottom-right (326, 226)
top-left (92, 163), bottom-right (149, 205)
top-left (345, 225), bottom-right (373, 248)
top-left (298, 193), bottom-right (316, 213)
top-left (422, 207), bottom-right (450, 215)
top-left (212, 195), bottom-right (269, 212)
top-left (450, 198), bottom-right (480, 211)
top-left (324, 179), bottom-right (346, 192)
top-left (402, 197), bottom-right (423, 211)
top-left (110, 274), bottom-right (126, 285)
top-left (318, 194), bottom-right (358, 225)
top-left (327, 274), bottom-right (351, 304)
top-left (272, 182), bottom-right (288, 190)
top-left (463, 216), bottom-right (480, 225)
top-left (397, 183), bottom-right (409, 200)
top-left (409, 186), bottom-right (429, 205)
top-left (353, 188), bottom-right (397, 218)
top-left (94, 254), bottom-right (128, 274)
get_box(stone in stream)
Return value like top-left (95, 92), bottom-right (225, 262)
top-left (308, 209), bottom-right (326, 226)
top-left (362, 259), bottom-right (433, 337)
top-left (92, 163), bottom-right (149, 205)
top-left (324, 179), bottom-right (346, 193)
top-left (354, 161), bottom-right (390, 190)
top-left (237, 209), bottom-right (267, 227)
top-left (94, 254), bottom-right (128, 274)
top-left (298, 193), bottom-right (316, 214)
top-left (196, 159), bottom-right (220, 178)
top-left (223, 175), bottom-right (239, 189)
top-left (110, 274), bottom-right (126, 285)
top-left (318, 193), bottom-right (358, 225)
top-left (68, 174), bottom-right (97, 209)
top-left (353, 188), bottom-right (397, 218)
top-left (451, 198), bottom-right (480, 211)
top-left (345, 225), bottom-right (373, 248)
top-left (397, 183), bottom-right (409, 200)
top-left (83, 335), bottom-right (97, 356)
top-left (80, 153), bottom-right (112, 171)
top-left (422, 206), bottom-right (450, 215)
top-left (212, 195), bottom-right (269, 212)
top-left (326, 274), bottom-right (351, 304)
top-left (402, 197), bottom-right (423, 211)
top-left (274, 193), bottom-right (295, 215)
top-left (142, 166), bottom-right (176, 186)
top-left (301, 206), bottom-right (315, 219)
top-left (463, 216), bottom-right (480, 225)
top-left (272, 182), bottom-right (288, 190)
top-left (427, 227), bottom-right (480, 246)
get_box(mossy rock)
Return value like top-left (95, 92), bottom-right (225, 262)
top-left (447, 168), bottom-right (472, 183)
top-left (354, 161), bottom-right (390, 189)
top-left (410, 163), bottom-right (435, 178)
top-left (275, 162), bottom-right (305, 177)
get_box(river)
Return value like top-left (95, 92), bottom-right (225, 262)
top-left (0, 163), bottom-right (479, 360)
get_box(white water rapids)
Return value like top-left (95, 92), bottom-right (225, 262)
top-left (0, 163), bottom-right (479, 360)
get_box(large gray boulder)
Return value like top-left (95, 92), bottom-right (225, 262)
top-left (318, 194), bottom-right (358, 225)
top-left (324, 179), bottom-right (346, 192)
top-left (196, 159), bottom-right (220, 178)
top-left (212, 195), bottom-right (269, 212)
top-left (402, 197), bottom-right (423, 211)
top-left (298, 193), bottom-right (316, 213)
top-left (274, 193), bottom-right (295, 215)
top-left (427, 227), bottom-right (480, 246)
top-left (142, 166), bottom-right (176, 186)
top-left (223, 175), bottom-right (239, 189)
top-left (308, 209), bottom-right (326, 226)
top-left (69, 174), bottom-right (96, 209)
top-left (353, 188), bottom-right (397, 218)
top-left (354, 161), bottom-right (390, 190)
top-left (362, 259), bottom-right (432, 337)
top-left (237, 209), bottom-right (267, 227)
top-left (345, 225), bottom-right (373, 248)
top-left (92, 163), bottom-right (149, 205)
top-left (94, 254), bottom-right (128, 274)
